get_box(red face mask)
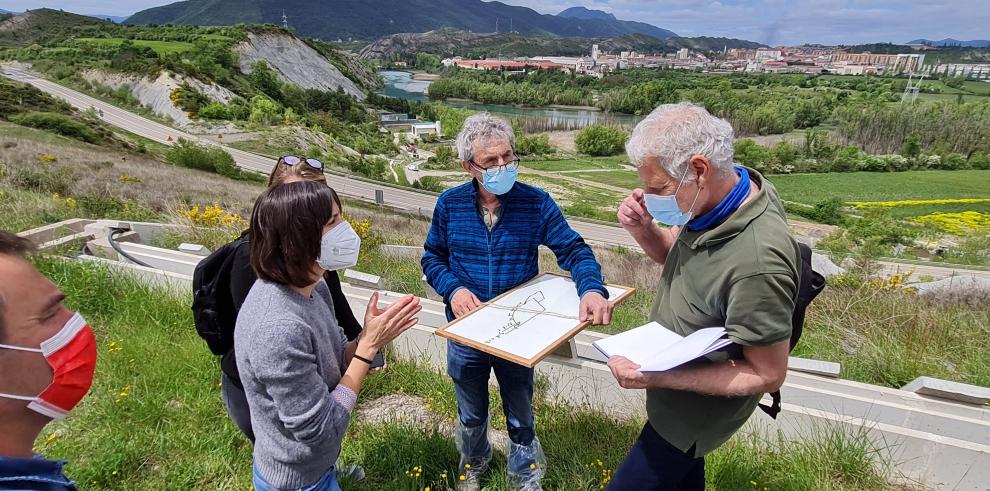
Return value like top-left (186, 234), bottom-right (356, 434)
top-left (0, 313), bottom-right (97, 419)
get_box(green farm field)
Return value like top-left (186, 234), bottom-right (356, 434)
top-left (560, 169), bottom-right (990, 217)
top-left (75, 38), bottom-right (196, 54)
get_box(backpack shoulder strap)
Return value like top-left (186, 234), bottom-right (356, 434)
top-left (760, 242), bottom-right (827, 419)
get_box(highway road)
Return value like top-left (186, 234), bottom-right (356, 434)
top-left (5, 66), bottom-right (988, 281)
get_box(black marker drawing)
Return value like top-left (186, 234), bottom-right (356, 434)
top-left (485, 291), bottom-right (547, 343)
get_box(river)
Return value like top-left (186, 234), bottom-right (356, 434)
top-left (379, 70), bottom-right (641, 131)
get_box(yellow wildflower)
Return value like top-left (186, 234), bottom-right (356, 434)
top-left (909, 211), bottom-right (990, 235)
top-left (848, 198), bottom-right (990, 208)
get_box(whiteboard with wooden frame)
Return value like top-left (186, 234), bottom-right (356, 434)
top-left (435, 273), bottom-right (635, 367)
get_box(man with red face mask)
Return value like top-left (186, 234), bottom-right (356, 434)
top-left (0, 231), bottom-right (98, 490)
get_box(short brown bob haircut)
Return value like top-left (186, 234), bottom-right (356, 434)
top-left (249, 180), bottom-right (339, 288)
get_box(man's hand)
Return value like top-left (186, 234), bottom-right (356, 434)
top-left (451, 288), bottom-right (483, 318)
top-left (617, 189), bottom-right (654, 235)
top-left (579, 291), bottom-right (613, 325)
top-left (607, 356), bottom-right (649, 390)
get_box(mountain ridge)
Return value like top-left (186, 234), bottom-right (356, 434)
top-left (557, 7), bottom-right (616, 21)
top-left (126, 0), bottom-right (678, 40)
top-left (358, 30), bottom-right (762, 60)
top-left (908, 38), bottom-right (990, 48)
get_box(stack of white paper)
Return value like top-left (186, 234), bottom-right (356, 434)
top-left (593, 322), bottom-right (732, 372)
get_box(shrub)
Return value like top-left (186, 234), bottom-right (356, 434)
top-left (900, 132), bottom-right (921, 159)
top-left (516, 134), bottom-right (556, 156)
top-left (165, 138), bottom-right (244, 179)
top-left (169, 84), bottom-right (210, 115)
top-left (575, 125), bottom-right (627, 157)
top-left (248, 96), bottom-right (281, 125)
top-left (970, 152), bottom-right (990, 170)
top-left (339, 155), bottom-right (388, 181)
top-left (425, 145), bottom-right (458, 169)
top-left (847, 209), bottom-right (920, 247)
top-left (197, 102), bottom-right (230, 120)
top-left (10, 165), bottom-right (75, 195)
top-left (412, 176), bottom-right (445, 193)
top-left (808, 198), bottom-right (846, 225)
top-left (734, 139), bottom-right (772, 170)
top-left (9, 112), bottom-right (100, 144)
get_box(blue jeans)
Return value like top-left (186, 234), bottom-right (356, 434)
top-left (606, 423), bottom-right (705, 491)
top-left (447, 341), bottom-right (540, 480)
top-left (253, 465), bottom-right (339, 491)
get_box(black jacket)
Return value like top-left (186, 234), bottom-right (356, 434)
top-left (220, 238), bottom-right (363, 384)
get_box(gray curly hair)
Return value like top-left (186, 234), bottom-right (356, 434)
top-left (455, 113), bottom-right (515, 162)
top-left (626, 102), bottom-right (735, 180)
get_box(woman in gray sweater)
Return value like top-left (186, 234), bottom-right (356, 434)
top-left (235, 180), bottom-right (422, 491)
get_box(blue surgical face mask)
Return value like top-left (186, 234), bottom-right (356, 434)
top-left (480, 166), bottom-right (518, 195)
top-left (644, 168), bottom-right (702, 226)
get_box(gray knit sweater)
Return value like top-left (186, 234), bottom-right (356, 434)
top-left (234, 279), bottom-right (358, 489)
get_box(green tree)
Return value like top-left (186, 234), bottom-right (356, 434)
top-left (575, 125), bottom-right (627, 156)
top-left (415, 52), bottom-right (442, 70)
top-left (248, 96), bottom-right (281, 126)
top-left (250, 60), bottom-right (282, 99)
top-left (944, 76), bottom-right (966, 89)
top-left (901, 132), bottom-right (921, 160)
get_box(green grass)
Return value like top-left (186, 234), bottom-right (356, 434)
top-left (523, 156), bottom-right (628, 172)
top-left (0, 121), bottom-right (97, 148)
top-left (517, 174), bottom-right (625, 222)
top-left (914, 92), bottom-right (989, 103)
top-left (794, 278), bottom-right (990, 388)
top-left (32, 257), bottom-right (896, 491)
top-left (962, 80), bottom-right (990, 95)
top-left (74, 38), bottom-right (196, 55)
top-left (565, 170), bottom-right (641, 190)
top-left (767, 170), bottom-right (990, 216)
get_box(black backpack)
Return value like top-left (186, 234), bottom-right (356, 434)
top-left (758, 242), bottom-right (826, 419)
top-left (191, 231), bottom-right (249, 356)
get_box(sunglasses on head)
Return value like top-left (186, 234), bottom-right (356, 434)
top-left (280, 155), bottom-right (324, 172)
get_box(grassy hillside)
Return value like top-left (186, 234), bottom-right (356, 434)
top-left (0, 78), bottom-right (124, 147)
top-left (0, 8), bottom-right (110, 47)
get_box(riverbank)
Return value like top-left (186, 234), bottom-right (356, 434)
top-left (412, 72), bottom-right (441, 81)
top-left (379, 70), bottom-right (641, 131)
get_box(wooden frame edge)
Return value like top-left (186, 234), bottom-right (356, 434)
top-left (434, 272), bottom-right (637, 368)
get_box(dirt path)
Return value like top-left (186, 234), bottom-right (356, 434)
top-left (520, 167), bottom-right (630, 194)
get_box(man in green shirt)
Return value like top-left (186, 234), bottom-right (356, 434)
top-left (605, 103), bottom-right (800, 490)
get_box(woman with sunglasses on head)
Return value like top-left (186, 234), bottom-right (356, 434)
top-left (238, 179), bottom-right (422, 491)
top-left (218, 156), bottom-right (368, 444)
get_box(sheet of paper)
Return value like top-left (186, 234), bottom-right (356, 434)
top-left (641, 327), bottom-right (728, 372)
top-left (592, 321), bottom-right (683, 365)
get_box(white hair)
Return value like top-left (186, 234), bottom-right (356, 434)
top-left (626, 102), bottom-right (735, 180)
top-left (455, 113), bottom-right (515, 162)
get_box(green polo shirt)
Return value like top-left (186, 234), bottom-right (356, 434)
top-left (646, 167), bottom-right (800, 457)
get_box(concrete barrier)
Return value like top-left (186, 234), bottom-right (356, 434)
top-left (902, 377), bottom-right (990, 406)
top-left (381, 244), bottom-right (424, 259)
top-left (55, 247), bottom-right (990, 490)
top-left (18, 219), bottom-right (95, 250)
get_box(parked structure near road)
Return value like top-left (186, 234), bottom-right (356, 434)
top-left (379, 113), bottom-right (442, 140)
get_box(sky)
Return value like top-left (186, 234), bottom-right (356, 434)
top-left (2, 0), bottom-right (988, 46)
